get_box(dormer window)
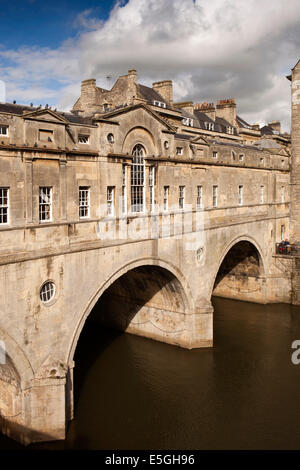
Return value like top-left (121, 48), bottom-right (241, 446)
top-left (0, 125), bottom-right (8, 136)
top-left (227, 126), bottom-right (234, 134)
top-left (39, 129), bottom-right (53, 142)
top-left (153, 100), bottom-right (166, 108)
top-left (182, 118), bottom-right (193, 127)
top-left (205, 122), bottom-right (214, 131)
top-left (78, 134), bottom-right (90, 144)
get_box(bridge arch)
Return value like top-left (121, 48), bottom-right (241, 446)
top-left (66, 257), bottom-right (193, 366)
top-left (211, 236), bottom-right (266, 302)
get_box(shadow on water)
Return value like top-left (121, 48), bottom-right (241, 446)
top-left (6, 297), bottom-right (300, 450)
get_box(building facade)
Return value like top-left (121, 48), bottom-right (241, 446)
top-left (0, 66), bottom-right (295, 444)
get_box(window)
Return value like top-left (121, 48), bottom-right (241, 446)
top-left (213, 185), bottom-right (218, 207)
top-left (107, 186), bottom-right (115, 216)
top-left (239, 154), bottom-right (244, 162)
top-left (79, 186), bottom-right (90, 219)
top-left (40, 281), bottom-right (55, 303)
top-left (39, 187), bottom-right (52, 222)
top-left (281, 224), bottom-right (285, 240)
top-left (182, 118), bottom-right (193, 126)
top-left (232, 151), bottom-right (236, 160)
top-left (212, 151), bottom-right (218, 159)
top-left (164, 186), bottom-right (169, 211)
top-left (205, 122), bottom-right (214, 131)
top-left (122, 164), bottom-right (127, 215)
top-left (107, 133), bottom-right (114, 143)
top-left (227, 126), bottom-right (234, 135)
top-left (260, 157), bottom-right (264, 165)
top-left (0, 125), bottom-right (8, 136)
top-left (238, 185), bottom-right (243, 205)
top-left (131, 144), bottom-right (145, 212)
top-left (78, 134), bottom-right (90, 144)
top-left (179, 186), bottom-right (185, 209)
top-left (164, 141), bottom-right (169, 149)
top-left (281, 186), bottom-right (285, 203)
top-left (176, 147), bottom-right (183, 156)
top-left (260, 185), bottom-right (264, 204)
top-left (0, 188), bottom-right (9, 224)
top-left (197, 185), bottom-right (203, 209)
top-left (153, 100), bottom-right (166, 108)
top-left (39, 129), bottom-right (53, 142)
top-left (149, 166), bottom-right (155, 212)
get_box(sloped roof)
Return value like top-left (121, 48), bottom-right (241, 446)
top-left (236, 115), bottom-right (252, 129)
top-left (138, 84), bottom-right (165, 103)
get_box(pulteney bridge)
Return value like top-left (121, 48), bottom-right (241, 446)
top-left (0, 65), bottom-right (296, 443)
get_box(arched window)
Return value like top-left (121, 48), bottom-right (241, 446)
top-left (131, 144), bottom-right (145, 212)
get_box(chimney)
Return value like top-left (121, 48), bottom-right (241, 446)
top-left (152, 80), bottom-right (173, 105)
top-left (216, 99), bottom-right (236, 126)
top-left (127, 68), bottom-right (138, 101)
top-left (80, 78), bottom-right (98, 110)
top-left (173, 101), bottom-right (194, 114)
top-left (195, 102), bottom-right (215, 121)
top-left (268, 120), bottom-right (281, 134)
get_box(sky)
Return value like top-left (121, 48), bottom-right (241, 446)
top-left (0, 0), bottom-right (299, 131)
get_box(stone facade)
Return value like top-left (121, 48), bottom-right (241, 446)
top-left (0, 67), bottom-right (295, 444)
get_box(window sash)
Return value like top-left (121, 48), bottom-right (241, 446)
top-left (79, 187), bottom-right (90, 218)
top-left (238, 185), bottom-right (243, 205)
top-left (39, 187), bottom-right (52, 222)
top-left (0, 188), bottom-right (9, 224)
top-left (213, 186), bottom-right (218, 207)
top-left (107, 186), bottom-right (115, 216)
top-left (197, 185), bottom-right (203, 209)
top-left (131, 145), bottom-right (145, 213)
top-left (179, 186), bottom-right (185, 209)
top-left (164, 186), bottom-right (169, 211)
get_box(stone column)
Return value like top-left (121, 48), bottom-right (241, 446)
top-left (290, 60), bottom-right (300, 242)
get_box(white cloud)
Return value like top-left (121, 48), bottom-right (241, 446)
top-left (0, 0), bottom-right (299, 130)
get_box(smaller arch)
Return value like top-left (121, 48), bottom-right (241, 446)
top-left (210, 236), bottom-right (266, 300)
top-left (0, 328), bottom-right (34, 387)
top-left (66, 257), bottom-right (194, 366)
top-left (122, 126), bottom-right (156, 155)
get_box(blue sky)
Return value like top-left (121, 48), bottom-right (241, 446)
top-left (0, 0), bottom-right (299, 131)
top-left (0, 0), bottom-right (120, 49)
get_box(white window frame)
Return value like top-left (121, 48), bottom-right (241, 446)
top-left (131, 144), bottom-right (145, 213)
top-left (79, 186), bottom-right (90, 219)
top-left (122, 164), bottom-right (127, 215)
top-left (149, 166), bottom-right (155, 213)
top-left (182, 118), bottom-right (193, 127)
top-left (78, 134), bottom-right (90, 144)
top-left (39, 187), bottom-right (52, 223)
top-left (238, 185), bottom-right (243, 205)
top-left (281, 224), bottom-right (285, 240)
top-left (153, 100), bottom-right (166, 108)
top-left (0, 187), bottom-right (9, 224)
top-left (213, 185), bottom-right (218, 208)
top-left (163, 186), bottom-right (169, 211)
top-left (212, 151), bottom-right (218, 159)
top-left (107, 186), bottom-right (115, 216)
top-left (179, 186), bottom-right (185, 210)
top-left (0, 125), bottom-right (8, 136)
top-left (197, 185), bottom-right (203, 209)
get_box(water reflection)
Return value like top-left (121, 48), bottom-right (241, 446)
top-left (6, 298), bottom-right (300, 449)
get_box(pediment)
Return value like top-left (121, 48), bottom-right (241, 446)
top-left (100, 103), bottom-right (177, 133)
top-left (22, 108), bottom-right (68, 124)
top-left (190, 135), bottom-right (209, 146)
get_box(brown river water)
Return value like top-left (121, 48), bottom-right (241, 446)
top-left (2, 296), bottom-right (300, 450)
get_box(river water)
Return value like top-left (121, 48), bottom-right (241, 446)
top-left (2, 297), bottom-right (300, 450)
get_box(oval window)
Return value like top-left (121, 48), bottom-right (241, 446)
top-left (40, 281), bottom-right (56, 303)
top-left (107, 133), bottom-right (114, 143)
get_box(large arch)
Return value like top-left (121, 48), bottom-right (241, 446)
top-left (66, 257), bottom-right (194, 366)
top-left (211, 236), bottom-right (267, 303)
top-left (121, 126), bottom-right (156, 155)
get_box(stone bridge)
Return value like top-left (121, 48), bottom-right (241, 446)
top-left (0, 209), bottom-right (291, 444)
